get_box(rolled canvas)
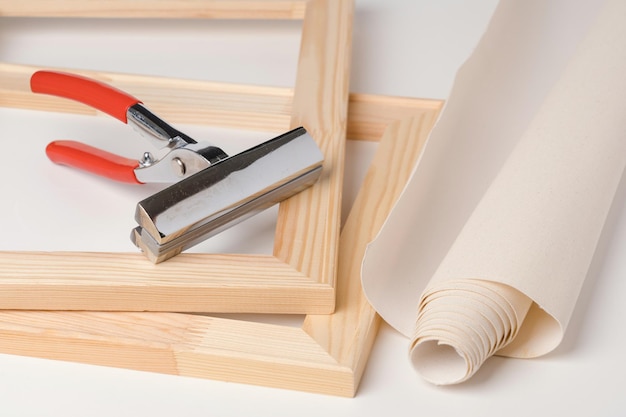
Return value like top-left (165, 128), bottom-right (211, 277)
top-left (362, 0), bottom-right (626, 384)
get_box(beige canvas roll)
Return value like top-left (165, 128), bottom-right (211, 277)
top-left (363, 0), bottom-right (626, 385)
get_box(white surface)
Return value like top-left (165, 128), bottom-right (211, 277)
top-left (2, 1), bottom-right (624, 416)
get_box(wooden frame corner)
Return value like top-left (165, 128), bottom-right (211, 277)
top-left (0, 0), bottom-right (354, 314)
top-left (0, 94), bottom-right (441, 396)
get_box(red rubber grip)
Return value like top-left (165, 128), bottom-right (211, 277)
top-left (46, 140), bottom-right (142, 184)
top-left (31, 71), bottom-right (141, 123)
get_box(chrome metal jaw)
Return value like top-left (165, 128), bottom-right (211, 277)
top-left (130, 127), bottom-right (324, 263)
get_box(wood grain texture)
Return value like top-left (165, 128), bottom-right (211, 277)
top-left (0, 0), bottom-right (353, 313)
top-left (0, 62), bottom-right (295, 133)
top-left (0, 110), bottom-right (439, 396)
top-left (0, 0), bottom-right (308, 19)
top-left (0, 62), bottom-right (443, 140)
top-left (0, 252), bottom-right (332, 313)
top-left (346, 93), bottom-right (442, 141)
top-left (303, 114), bottom-right (438, 386)
top-left (274, 0), bottom-right (354, 288)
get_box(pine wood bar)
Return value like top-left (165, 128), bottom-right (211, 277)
top-left (0, 0), bottom-right (308, 19)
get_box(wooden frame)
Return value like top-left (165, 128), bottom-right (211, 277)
top-left (0, 1), bottom-right (444, 397)
top-left (0, 81), bottom-right (442, 396)
top-left (0, 0), bottom-right (354, 314)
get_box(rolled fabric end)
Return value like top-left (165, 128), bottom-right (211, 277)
top-left (409, 279), bottom-right (532, 385)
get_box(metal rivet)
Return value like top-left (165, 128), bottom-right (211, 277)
top-left (140, 152), bottom-right (155, 167)
top-left (171, 157), bottom-right (186, 177)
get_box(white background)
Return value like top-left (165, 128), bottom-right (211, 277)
top-left (1, 1), bottom-right (625, 415)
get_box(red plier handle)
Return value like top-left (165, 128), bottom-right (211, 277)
top-left (45, 140), bottom-right (141, 183)
top-left (32, 70), bottom-right (227, 184)
top-left (31, 71), bottom-right (144, 183)
top-left (31, 71), bottom-right (141, 122)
